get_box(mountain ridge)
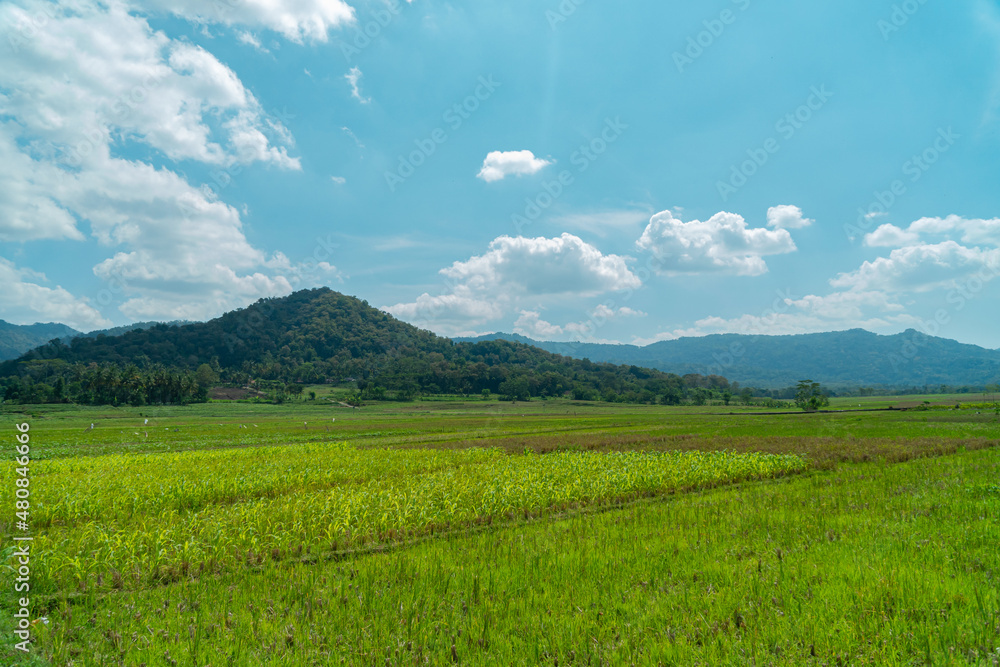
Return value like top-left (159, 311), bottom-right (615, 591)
top-left (0, 319), bottom-right (192, 361)
top-left (456, 329), bottom-right (1000, 389)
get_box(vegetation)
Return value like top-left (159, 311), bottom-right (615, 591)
top-left (7, 444), bottom-right (806, 598)
top-left (1, 399), bottom-right (998, 665)
top-left (0, 289), bottom-right (731, 406)
top-left (0, 364), bottom-right (208, 406)
top-left (794, 379), bottom-right (830, 412)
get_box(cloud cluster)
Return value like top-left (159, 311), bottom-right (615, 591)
top-left (766, 205), bottom-right (814, 230)
top-left (649, 213), bottom-right (1000, 341)
top-left (384, 234), bottom-right (639, 336)
top-left (636, 210), bottom-right (797, 276)
top-left (0, 0), bottom-right (334, 326)
top-left (476, 150), bottom-right (553, 182)
top-left (0, 259), bottom-right (110, 330)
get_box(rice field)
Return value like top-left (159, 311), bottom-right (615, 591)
top-left (7, 443), bottom-right (806, 597)
top-left (2, 398), bottom-right (999, 665)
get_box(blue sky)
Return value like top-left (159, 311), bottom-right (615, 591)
top-left (2, 0), bottom-right (999, 348)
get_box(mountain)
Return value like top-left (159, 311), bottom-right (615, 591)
top-left (457, 330), bottom-right (1000, 389)
top-left (0, 320), bottom-right (191, 362)
top-left (1, 289), bottom-right (705, 404)
top-left (0, 321), bottom-right (82, 361)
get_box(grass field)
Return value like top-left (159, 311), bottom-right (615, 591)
top-left (2, 397), bottom-right (999, 665)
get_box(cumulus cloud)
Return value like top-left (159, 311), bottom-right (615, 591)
top-left (831, 241), bottom-right (1000, 293)
top-left (514, 311), bottom-right (565, 339)
top-left (766, 205), bottom-right (813, 230)
top-left (636, 210), bottom-right (797, 276)
top-left (0, 4), bottom-right (299, 171)
top-left (0, 1), bottom-right (319, 323)
top-left (345, 67), bottom-right (371, 104)
top-left (866, 215), bottom-right (1000, 248)
top-left (476, 150), bottom-right (553, 182)
top-left (864, 224), bottom-right (920, 248)
top-left (442, 234), bottom-right (640, 296)
top-left (0, 258), bottom-right (111, 331)
top-left (384, 234), bottom-right (640, 336)
top-left (0, 128), bottom-right (82, 242)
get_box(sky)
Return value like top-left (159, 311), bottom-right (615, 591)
top-left (1, 0), bottom-right (999, 349)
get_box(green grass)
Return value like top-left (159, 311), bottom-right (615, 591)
top-left (2, 397), bottom-right (998, 461)
top-left (2, 398), bottom-right (999, 665)
top-left (22, 449), bottom-right (1000, 666)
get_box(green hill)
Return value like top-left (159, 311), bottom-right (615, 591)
top-left (0, 320), bottom-right (81, 361)
top-left (1, 289), bottom-right (709, 405)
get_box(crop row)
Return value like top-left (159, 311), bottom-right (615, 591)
top-left (1, 442), bottom-right (500, 529)
top-left (20, 447), bottom-right (807, 594)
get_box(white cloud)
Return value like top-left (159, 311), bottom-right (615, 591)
top-left (864, 224), bottom-right (920, 248)
top-left (591, 304), bottom-right (645, 320)
top-left (864, 215), bottom-right (1000, 249)
top-left (236, 30), bottom-right (268, 52)
top-left (345, 67), bottom-right (370, 104)
top-left (383, 292), bottom-right (506, 336)
top-left (0, 3), bottom-right (299, 171)
top-left (140, 0), bottom-right (355, 43)
top-left (0, 1), bottom-right (316, 323)
top-left (331, 176), bottom-right (347, 185)
top-left (514, 311), bottom-right (565, 339)
top-left (831, 241), bottom-right (1000, 293)
top-left (766, 205), bottom-right (813, 230)
top-left (385, 234), bottom-right (640, 336)
top-left (636, 210), bottom-right (797, 276)
top-left (0, 127), bottom-right (83, 242)
top-left (0, 258), bottom-right (111, 331)
top-left (476, 150), bottom-right (553, 183)
top-left (442, 234), bottom-right (640, 296)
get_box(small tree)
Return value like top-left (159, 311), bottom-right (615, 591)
top-left (195, 363), bottom-right (218, 389)
top-left (795, 380), bottom-right (829, 412)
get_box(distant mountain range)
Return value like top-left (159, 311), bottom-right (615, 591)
top-left (4, 296), bottom-right (998, 390)
top-left (0, 320), bottom-right (189, 361)
top-left (456, 330), bottom-right (1000, 389)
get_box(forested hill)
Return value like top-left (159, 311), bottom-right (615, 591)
top-left (0, 320), bottom-right (80, 361)
top-left (457, 329), bottom-right (1000, 389)
top-left (0, 319), bottom-right (191, 361)
top-left (1, 288), bottom-right (722, 404)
